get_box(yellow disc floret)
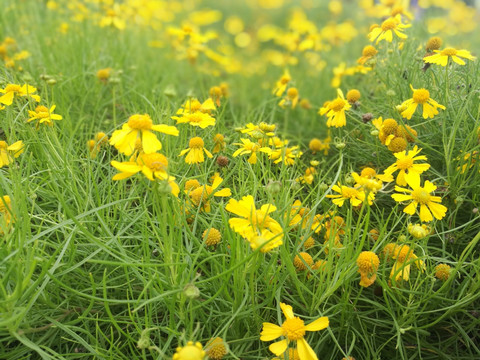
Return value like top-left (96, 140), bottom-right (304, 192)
top-left (127, 114), bottom-right (153, 130)
top-left (281, 317), bottom-right (306, 340)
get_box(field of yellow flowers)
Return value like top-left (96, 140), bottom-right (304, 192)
top-left (1, 0), bottom-right (480, 359)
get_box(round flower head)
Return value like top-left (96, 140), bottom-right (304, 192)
top-left (110, 114), bottom-right (179, 156)
top-left (206, 337), bottom-right (227, 359)
top-left (324, 89), bottom-right (351, 128)
top-left (173, 341), bottom-right (205, 360)
top-left (425, 37), bottom-right (442, 51)
top-left (398, 85), bottom-right (445, 120)
top-left (392, 176), bottom-right (447, 222)
top-left (357, 45), bottom-right (377, 65)
top-left (203, 228), bottom-right (222, 246)
top-left (179, 137), bottom-right (213, 164)
top-left (368, 16), bottom-right (410, 44)
top-left (346, 89), bottom-right (361, 103)
top-left (357, 251), bottom-right (380, 287)
top-left (435, 264), bottom-right (451, 281)
top-left (260, 302), bottom-right (329, 360)
top-left (387, 137), bottom-right (407, 153)
top-left (424, 47), bottom-right (476, 66)
top-left (293, 252), bottom-right (314, 271)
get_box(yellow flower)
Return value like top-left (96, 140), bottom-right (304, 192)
top-left (203, 228), bottom-right (222, 247)
top-left (357, 251), bottom-right (380, 287)
top-left (212, 133), bottom-right (226, 153)
top-left (173, 111), bottom-right (216, 129)
top-left (225, 195), bottom-right (283, 252)
top-left (0, 84), bottom-right (41, 105)
top-left (327, 184), bottom-right (372, 207)
top-left (435, 264), bottom-right (451, 281)
top-left (96, 68), bottom-right (112, 82)
top-left (173, 341), bottom-right (205, 360)
top-left (188, 175), bottom-right (231, 212)
top-left (323, 89), bottom-right (351, 128)
top-left (232, 138), bottom-right (272, 164)
top-left (27, 105), bottom-right (63, 127)
top-left (205, 337), bottom-right (227, 359)
top-left (388, 244), bottom-right (425, 282)
top-left (174, 98), bottom-right (216, 116)
top-left (357, 45), bottom-right (378, 65)
top-left (111, 153), bottom-right (179, 196)
top-left (384, 146), bottom-right (430, 186)
top-left (273, 69), bottom-right (291, 97)
top-left (0, 140), bottom-right (24, 167)
top-left (398, 85), bottom-right (445, 120)
top-left (278, 87), bottom-right (300, 109)
top-left (308, 135), bottom-right (331, 155)
top-left (260, 302), bottom-right (329, 360)
top-left (423, 47), bottom-right (476, 66)
top-left (240, 122), bottom-right (276, 138)
top-left (0, 195), bottom-right (14, 232)
top-left (110, 114), bottom-right (179, 156)
top-left (296, 167), bottom-right (316, 185)
top-left (179, 137), bottom-right (213, 164)
top-left (293, 252), bottom-right (314, 272)
top-left (408, 223), bottom-right (431, 239)
top-left (368, 16), bottom-right (410, 44)
top-left (99, 4), bottom-right (126, 30)
top-left (391, 176), bottom-right (447, 222)
top-left (269, 146), bottom-right (303, 166)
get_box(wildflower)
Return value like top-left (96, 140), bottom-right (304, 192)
top-left (369, 229), bottom-right (379, 241)
top-left (87, 132), bottom-right (109, 159)
top-left (357, 251), bottom-right (380, 287)
top-left (240, 122), bottom-right (276, 138)
top-left (385, 146), bottom-right (430, 186)
top-left (457, 151), bottom-right (478, 174)
top-left (99, 5), bottom-right (126, 30)
top-left (0, 195), bottom-right (14, 233)
top-left (323, 89), bottom-right (351, 128)
top-left (398, 85), bottom-right (445, 120)
top-left (388, 244), bottom-right (425, 282)
top-left (173, 341), bottom-right (205, 360)
top-left (425, 37), bottom-right (442, 51)
top-left (225, 195), bottom-right (283, 252)
top-left (232, 138), bottom-right (272, 164)
top-left (408, 223), bottom-right (431, 239)
top-left (273, 69), bottom-right (291, 96)
top-left (260, 302), bottom-right (328, 360)
top-left (206, 337), bottom-right (227, 359)
top-left (185, 179), bottom-right (201, 193)
top-left (0, 140), bottom-right (24, 167)
top-left (368, 16), bottom-right (410, 44)
top-left (174, 98), bottom-right (216, 116)
top-left (173, 111), bottom-right (216, 129)
top-left (110, 114), bottom-right (179, 156)
top-left (294, 252), bottom-right (314, 272)
top-left (309, 137), bottom-right (330, 155)
top-left (387, 137), bottom-right (407, 153)
top-left (279, 87), bottom-right (300, 109)
top-left (188, 176), bottom-right (231, 212)
top-left (327, 184), bottom-right (372, 207)
top-left (351, 171), bottom-right (382, 193)
top-left (296, 167), bottom-right (316, 185)
top-left (212, 134), bottom-right (226, 154)
top-left (392, 176), bottom-right (447, 222)
top-left (97, 68), bottom-right (112, 82)
top-left (435, 264), bottom-right (451, 281)
top-left (269, 146), bottom-right (303, 166)
top-left (179, 137), bottom-right (213, 164)
top-left (423, 47), bottom-right (476, 66)
top-left (302, 236), bottom-right (315, 250)
top-left (357, 45), bottom-right (378, 65)
top-left (203, 228), bottom-right (222, 246)
top-left (372, 117), bottom-right (397, 146)
top-left (216, 156), bottom-right (229, 167)
top-left (0, 84), bottom-right (40, 105)
top-left (346, 89), bottom-right (361, 104)
top-left (27, 105), bottom-right (63, 127)
top-left (209, 86), bottom-right (224, 107)
top-left (287, 200), bottom-right (313, 230)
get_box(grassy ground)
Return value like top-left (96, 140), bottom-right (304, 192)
top-left (1, 0), bottom-right (480, 359)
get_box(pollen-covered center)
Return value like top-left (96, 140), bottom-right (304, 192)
top-left (411, 187), bottom-right (431, 204)
top-left (412, 89), bottom-right (430, 104)
top-left (381, 18), bottom-right (396, 31)
top-left (189, 136), bottom-right (204, 148)
top-left (396, 157), bottom-right (413, 170)
top-left (34, 106), bottom-right (50, 118)
top-left (440, 47), bottom-right (457, 56)
top-left (341, 187), bottom-right (358, 199)
top-left (357, 252), bottom-right (379, 273)
top-left (128, 115), bottom-right (153, 130)
top-left (329, 98), bottom-right (346, 112)
top-left (281, 317), bottom-right (306, 341)
top-left (187, 113), bottom-right (205, 123)
top-left (141, 153), bottom-right (168, 171)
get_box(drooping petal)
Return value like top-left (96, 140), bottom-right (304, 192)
top-left (280, 303), bottom-right (294, 319)
top-left (268, 339), bottom-right (288, 356)
top-left (260, 322), bottom-right (283, 341)
top-left (419, 204), bottom-right (433, 222)
top-left (142, 130), bottom-right (162, 154)
top-left (297, 337), bottom-right (319, 360)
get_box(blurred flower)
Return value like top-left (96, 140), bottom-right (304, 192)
top-left (322, 89), bottom-right (351, 128)
top-left (0, 84), bottom-right (40, 105)
top-left (424, 47), bottom-right (476, 66)
top-left (368, 16), bottom-right (410, 44)
top-left (179, 137), bottom-right (213, 164)
top-left (233, 138), bottom-right (272, 164)
top-left (173, 341), bottom-right (205, 360)
top-left (398, 85), bottom-right (445, 120)
top-left (357, 251), bottom-right (380, 287)
top-left (435, 264), bottom-right (451, 281)
top-left (0, 140), bottom-right (24, 167)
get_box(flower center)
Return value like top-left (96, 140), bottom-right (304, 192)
top-left (441, 47), bottom-right (457, 56)
top-left (381, 18), bottom-right (396, 31)
top-left (329, 98), bottom-right (346, 112)
top-left (127, 115), bottom-right (152, 130)
top-left (341, 187), bottom-right (358, 199)
top-left (141, 153), bottom-right (168, 171)
top-left (287, 87), bottom-right (298, 99)
top-left (412, 89), bottom-right (430, 104)
top-left (280, 76), bottom-right (290, 84)
top-left (187, 113), bottom-right (204, 123)
top-left (411, 187), bottom-right (431, 204)
top-left (396, 157), bottom-right (413, 170)
top-left (189, 137), bottom-right (204, 148)
top-left (281, 317), bottom-right (306, 341)
top-left (363, 45), bottom-right (377, 57)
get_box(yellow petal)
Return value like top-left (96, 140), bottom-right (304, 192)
top-left (268, 339), bottom-right (288, 356)
top-left (304, 317), bottom-right (329, 332)
top-left (280, 303), bottom-right (294, 319)
top-left (260, 322), bottom-right (283, 341)
top-left (297, 337), bottom-right (318, 360)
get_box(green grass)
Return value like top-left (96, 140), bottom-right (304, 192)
top-left (1, 1), bottom-right (480, 359)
